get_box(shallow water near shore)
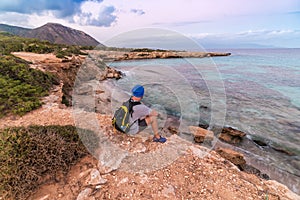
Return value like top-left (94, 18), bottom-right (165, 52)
top-left (109, 48), bottom-right (300, 194)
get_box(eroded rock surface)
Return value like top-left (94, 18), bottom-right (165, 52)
top-left (218, 127), bottom-right (246, 144)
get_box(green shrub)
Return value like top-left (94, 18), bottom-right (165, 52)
top-left (130, 48), bottom-right (168, 52)
top-left (0, 56), bottom-right (59, 117)
top-left (0, 77), bottom-right (42, 116)
top-left (55, 50), bottom-right (66, 59)
top-left (0, 125), bottom-right (99, 199)
top-left (54, 45), bottom-right (88, 58)
top-left (0, 32), bottom-right (89, 57)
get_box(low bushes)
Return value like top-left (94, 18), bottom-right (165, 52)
top-left (0, 32), bottom-right (88, 58)
top-left (0, 56), bottom-right (59, 117)
top-left (0, 125), bottom-right (98, 199)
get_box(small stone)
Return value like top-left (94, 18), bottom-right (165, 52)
top-left (162, 185), bottom-right (176, 198)
top-left (139, 174), bottom-right (149, 184)
top-left (89, 169), bottom-right (107, 185)
top-left (76, 188), bottom-right (93, 200)
top-left (95, 90), bottom-right (105, 94)
top-left (79, 169), bottom-right (92, 179)
top-left (133, 143), bottom-right (146, 153)
top-left (118, 177), bottom-right (129, 185)
top-left (95, 185), bottom-right (101, 189)
top-left (39, 194), bottom-right (50, 200)
top-left (167, 126), bottom-right (179, 134)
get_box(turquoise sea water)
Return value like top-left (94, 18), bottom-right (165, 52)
top-left (212, 49), bottom-right (300, 144)
top-left (109, 48), bottom-right (300, 193)
top-left (217, 49), bottom-right (300, 105)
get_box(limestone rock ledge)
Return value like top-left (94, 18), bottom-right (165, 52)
top-left (29, 133), bottom-right (299, 200)
top-left (87, 50), bottom-right (231, 62)
top-left (115, 51), bottom-right (231, 61)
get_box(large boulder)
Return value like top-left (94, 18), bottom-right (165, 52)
top-left (189, 126), bottom-right (214, 143)
top-left (215, 147), bottom-right (246, 168)
top-left (99, 66), bottom-right (122, 80)
top-left (218, 127), bottom-right (246, 144)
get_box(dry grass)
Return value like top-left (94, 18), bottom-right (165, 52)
top-left (0, 125), bottom-right (98, 199)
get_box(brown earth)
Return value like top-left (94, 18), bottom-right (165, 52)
top-left (0, 52), bottom-right (299, 200)
top-left (29, 148), bottom-right (299, 200)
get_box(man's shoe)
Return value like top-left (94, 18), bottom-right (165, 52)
top-left (153, 136), bottom-right (167, 143)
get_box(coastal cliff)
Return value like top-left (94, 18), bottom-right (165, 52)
top-left (114, 50), bottom-right (231, 61)
top-left (86, 49), bottom-right (231, 62)
top-left (0, 53), bottom-right (299, 200)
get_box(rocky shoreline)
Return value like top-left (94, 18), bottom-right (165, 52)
top-left (86, 49), bottom-right (231, 62)
top-left (115, 51), bottom-right (231, 61)
top-left (1, 52), bottom-right (299, 199)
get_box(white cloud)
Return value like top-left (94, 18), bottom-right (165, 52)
top-left (0, 0), bottom-right (299, 47)
top-left (0, 12), bottom-right (30, 27)
top-left (267, 30), bottom-right (296, 35)
top-left (0, 0), bottom-right (118, 27)
top-left (73, 1), bottom-right (117, 27)
top-left (26, 12), bottom-right (70, 28)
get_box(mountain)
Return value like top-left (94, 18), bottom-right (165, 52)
top-left (0, 23), bottom-right (103, 46)
top-left (0, 24), bottom-right (30, 35)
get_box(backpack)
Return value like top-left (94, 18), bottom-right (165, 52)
top-left (112, 99), bottom-right (141, 133)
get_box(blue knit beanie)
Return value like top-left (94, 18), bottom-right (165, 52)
top-left (132, 85), bottom-right (144, 97)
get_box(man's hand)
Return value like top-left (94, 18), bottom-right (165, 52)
top-left (150, 109), bottom-right (158, 117)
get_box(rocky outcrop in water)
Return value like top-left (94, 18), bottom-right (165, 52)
top-left (189, 126), bottom-right (214, 143)
top-left (99, 66), bottom-right (122, 80)
top-left (218, 127), bottom-right (246, 144)
top-left (216, 147), bottom-right (246, 168)
top-left (88, 50), bottom-right (231, 62)
top-left (116, 51), bottom-right (231, 61)
top-left (216, 147), bottom-right (270, 180)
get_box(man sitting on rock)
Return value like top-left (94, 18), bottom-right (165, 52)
top-left (127, 85), bottom-right (167, 143)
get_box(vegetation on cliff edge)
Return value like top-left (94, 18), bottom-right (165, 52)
top-left (0, 125), bottom-right (99, 199)
top-left (0, 55), bottom-right (59, 117)
top-left (0, 32), bottom-right (93, 117)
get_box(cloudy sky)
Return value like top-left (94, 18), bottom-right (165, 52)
top-left (0, 0), bottom-right (299, 48)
